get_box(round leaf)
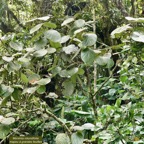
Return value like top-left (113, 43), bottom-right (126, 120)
top-left (74, 19), bottom-right (85, 28)
top-left (45, 30), bottom-right (61, 42)
top-left (81, 33), bottom-right (97, 47)
top-left (71, 132), bottom-right (84, 144)
top-left (33, 49), bottom-right (48, 57)
top-left (2, 56), bottom-right (13, 62)
top-left (81, 49), bottom-right (96, 65)
top-left (55, 133), bottom-right (70, 144)
top-left (36, 78), bottom-right (51, 85)
top-left (9, 41), bottom-right (23, 51)
top-left (61, 18), bottom-right (74, 26)
top-left (47, 48), bottom-right (56, 54)
top-left (63, 44), bottom-right (78, 54)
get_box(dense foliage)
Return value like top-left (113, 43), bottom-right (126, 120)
top-left (0, 0), bottom-right (144, 144)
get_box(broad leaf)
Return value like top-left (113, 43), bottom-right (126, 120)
top-left (81, 33), bottom-right (97, 47)
top-left (9, 41), bottom-right (23, 51)
top-left (81, 49), bottom-right (96, 65)
top-left (111, 25), bottom-right (132, 38)
top-left (60, 35), bottom-right (70, 43)
top-left (95, 53), bottom-right (111, 66)
top-left (33, 49), bottom-right (48, 57)
top-left (61, 18), bottom-right (74, 26)
top-left (43, 22), bottom-right (57, 28)
top-left (74, 19), bottom-right (85, 28)
top-left (47, 48), bottom-right (56, 54)
top-left (30, 23), bottom-right (43, 34)
top-left (125, 17), bottom-right (144, 23)
top-left (82, 123), bottom-right (95, 130)
top-left (36, 78), bottom-right (51, 85)
top-left (2, 56), bottom-right (13, 62)
top-left (55, 133), bottom-right (70, 144)
top-left (71, 132), bottom-right (84, 144)
top-left (1, 117), bottom-right (15, 125)
top-left (45, 30), bottom-right (61, 42)
top-left (62, 80), bottom-right (74, 96)
top-left (131, 32), bottom-right (144, 43)
top-left (0, 124), bottom-right (10, 139)
top-left (63, 44), bottom-right (78, 54)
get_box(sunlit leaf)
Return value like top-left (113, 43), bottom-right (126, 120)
top-left (33, 49), bottom-right (48, 57)
top-left (131, 32), bottom-right (144, 43)
top-left (9, 41), bottom-right (23, 51)
top-left (61, 18), bottom-right (74, 26)
top-left (63, 44), bottom-right (78, 54)
top-left (81, 33), bottom-right (97, 47)
top-left (81, 49), bottom-right (96, 65)
top-left (71, 132), bottom-right (84, 144)
top-left (30, 23), bottom-right (43, 34)
top-left (2, 56), bottom-right (13, 62)
top-left (74, 19), bottom-right (85, 28)
top-left (45, 30), bottom-right (61, 42)
top-left (55, 133), bottom-right (70, 144)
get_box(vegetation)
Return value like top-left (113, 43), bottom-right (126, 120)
top-left (0, 0), bottom-right (144, 144)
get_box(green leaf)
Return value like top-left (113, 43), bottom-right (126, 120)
top-left (28, 74), bottom-right (40, 84)
top-left (0, 124), bottom-right (10, 139)
top-left (18, 57), bottom-right (30, 63)
top-left (120, 75), bottom-right (128, 83)
top-left (81, 33), bottom-right (97, 47)
top-left (111, 24), bottom-right (132, 38)
top-left (125, 17), bottom-right (144, 23)
top-left (71, 132), bottom-right (84, 144)
top-left (0, 85), bottom-right (14, 97)
top-left (22, 87), bottom-right (37, 94)
top-left (30, 23), bottom-right (43, 34)
top-left (109, 89), bottom-right (116, 96)
top-left (68, 67), bottom-right (79, 76)
top-left (63, 44), bottom-right (78, 54)
top-left (37, 85), bottom-right (46, 94)
top-left (26, 16), bottom-right (51, 22)
top-left (45, 29), bottom-right (61, 42)
top-left (33, 49), bottom-right (48, 57)
top-left (81, 49), bottom-right (96, 65)
top-left (9, 41), bottom-right (23, 51)
top-left (60, 35), bottom-right (70, 43)
top-left (43, 22), bottom-right (57, 28)
top-left (47, 48), bottom-right (56, 54)
top-left (82, 123), bottom-right (95, 130)
top-left (21, 73), bottom-right (29, 84)
top-left (8, 62), bottom-right (21, 71)
top-left (2, 56), bottom-right (13, 62)
top-left (74, 19), bottom-right (85, 28)
top-left (55, 133), bottom-right (70, 144)
top-left (106, 59), bottom-right (114, 68)
top-left (131, 32), bottom-right (144, 43)
top-left (1, 117), bottom-right (15, 125)
top-left (62, 80), bottom-right (74, 96)
top-left (95, 53), bottom-right (111, 66)
top-left (115, 99), bottom-right (121, 107)
top-left (36, 77), bottom-right (51, 85)
top-left (61, 18), bottom-right (74, 26)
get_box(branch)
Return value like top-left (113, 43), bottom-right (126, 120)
top-left (44, 108), bottom-right (72, 137)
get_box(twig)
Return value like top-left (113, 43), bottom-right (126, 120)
top-left (44, 108), bottom-right (72, 137)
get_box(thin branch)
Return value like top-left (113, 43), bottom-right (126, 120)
top-left (44, 108), bottom-right (72, 137)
